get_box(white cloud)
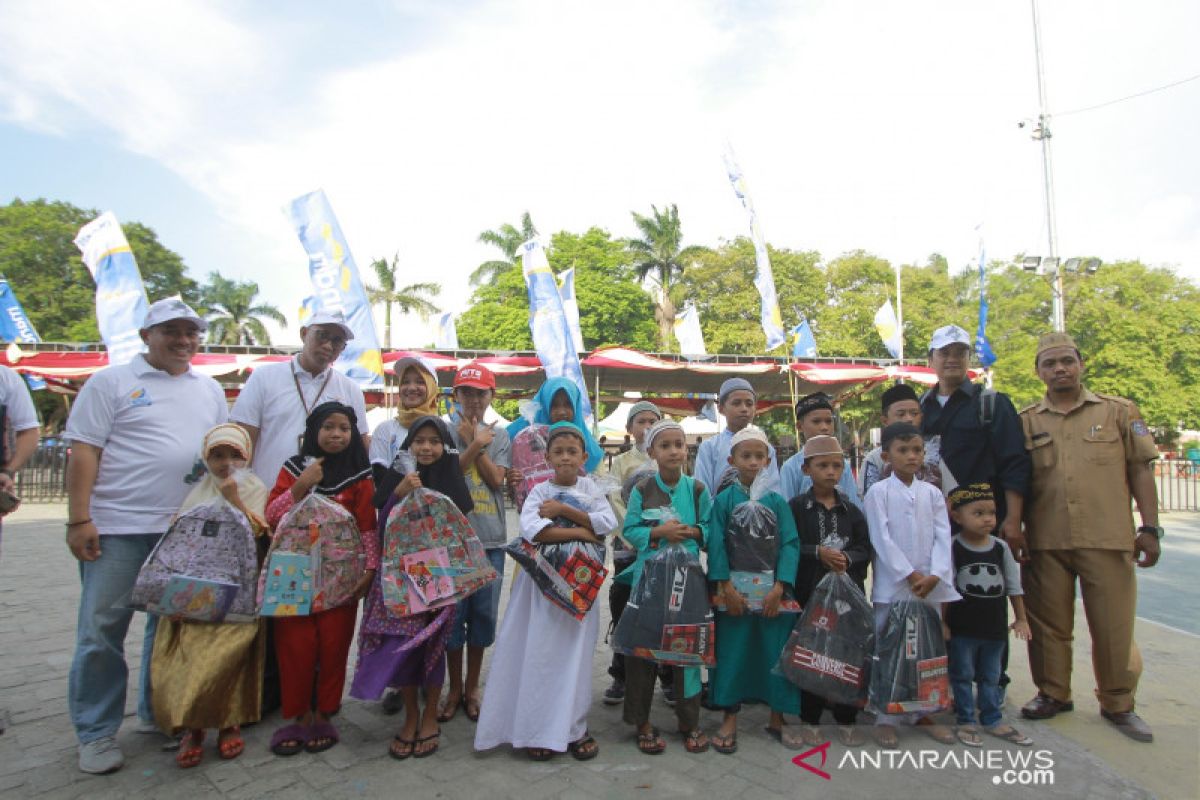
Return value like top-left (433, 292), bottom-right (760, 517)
top-left (2, 0), bottom-right (1197, 348)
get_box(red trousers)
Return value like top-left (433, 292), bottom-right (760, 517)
top-left (274, 604), bottom-right (358, 718)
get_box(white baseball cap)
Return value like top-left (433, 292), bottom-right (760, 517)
top-left (302, 310), bottom-right (354, 341)
top-left (928, 324), bottom-right (972, 352)
top-left (142, 296), bottom-right (207, 332)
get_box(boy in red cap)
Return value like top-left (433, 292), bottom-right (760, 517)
top-left (438, 362), bottom-right (512, 724)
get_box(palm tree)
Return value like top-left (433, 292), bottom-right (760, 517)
top-left (625, 204), bottom-right (710, 349)
top-left (201, 272), bottom-right (287, 346)
top-left (470, 211), bottom-right (539, 286)
top-left (366, 253), bottom-right (441, 349)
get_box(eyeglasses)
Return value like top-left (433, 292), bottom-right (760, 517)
top-left (312, 328), bottom-right (348, 349)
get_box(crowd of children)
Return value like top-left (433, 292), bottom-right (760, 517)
top-left (143, 363), bottom-right (1035, 769)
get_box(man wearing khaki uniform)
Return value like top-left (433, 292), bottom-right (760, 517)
top-left (1018, 333), bottom-right (1162, 742)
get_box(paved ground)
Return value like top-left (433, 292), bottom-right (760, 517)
top-left (1, 503), bottom-right (1197, 799)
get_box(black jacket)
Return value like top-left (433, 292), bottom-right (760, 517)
top-left (789, 489), bottom-right (871, 603)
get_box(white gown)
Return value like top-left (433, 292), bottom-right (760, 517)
top-left (474, 477), bottom-right (616, 752)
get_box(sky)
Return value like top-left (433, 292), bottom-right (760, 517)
top-left (1, 0), bottom-right (1197, 348)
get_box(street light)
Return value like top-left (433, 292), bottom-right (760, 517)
top-left (1019, 255), bottom-right (1102, 327)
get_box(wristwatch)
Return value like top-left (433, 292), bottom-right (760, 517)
top-left (1136, 525), bottom-right (1165, 540)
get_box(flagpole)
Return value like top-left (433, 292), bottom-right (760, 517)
top-left (895, 263), bottom-right (904, 363)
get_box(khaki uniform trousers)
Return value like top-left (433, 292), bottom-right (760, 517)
top-left (1022, 548), bottom-right (1142, 714)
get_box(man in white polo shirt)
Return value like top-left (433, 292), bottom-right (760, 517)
top-left (64, 297), bottom-right (228, 774)
top-left (231, 310), bottom-right (369, 487)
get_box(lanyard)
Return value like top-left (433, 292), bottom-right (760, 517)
top-left (292, 365), bottom-right (333, 416)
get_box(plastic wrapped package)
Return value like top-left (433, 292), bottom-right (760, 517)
top-left (868, 597), bottom-right (950, 715)
top-left (129, 496), bottom-right (259, 622)
top-left (257, 493), bottom-right (365, 616)
top-left (775, 572), bottom-right (875, 705)
top-left (504, 484), bottom-right (608, 620)
top-left (380, 487), bottom-right (498, 618)
top-left (611, 541), bottom-right (715, 666)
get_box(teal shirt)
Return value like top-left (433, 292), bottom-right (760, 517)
top-left (707, 481), bottom-right (799, 584)
top-left (617, 473), bottom-right (711, 587)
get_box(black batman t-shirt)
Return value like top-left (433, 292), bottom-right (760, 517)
top-left (946, 537), bottom-right (1012, 640)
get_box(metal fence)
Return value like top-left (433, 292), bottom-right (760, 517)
top-left (1155, 459), bottom-right (1200, 512)
top-left (15, 440), bottom-right (69, 502)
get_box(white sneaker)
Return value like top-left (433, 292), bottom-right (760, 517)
top-left (79, 736), bottom-right (125, 774)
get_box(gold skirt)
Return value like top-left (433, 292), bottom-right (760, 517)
top-left (151, 618), bottom-right (267, 733)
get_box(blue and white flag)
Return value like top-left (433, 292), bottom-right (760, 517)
top-left (298, 295), bottom-right (317, 325)
top-left (557, 267), bottom-right (585, 353)
top-left (519, 238), bottom-right (593, 423)
top-left (283, 190), bottom-right (384, 386)
top-left (73, 212), bottom-right (149, 366)
top-left (874, 299), bottom-right (902, 359)
top-left (974, 235), bottom-right (997, 368)
top-left (790, 319), bottom-right (818, 359)
top-left (722, 144), bottom-right (786, 350)
top-left (433, 312), bottom-right (459, 350)
top-left (0, 278), bottom-right (46, 389)
top-left (673, 303), bottom-right (707, 355)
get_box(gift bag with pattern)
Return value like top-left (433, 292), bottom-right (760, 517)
top-left (503, 487), bottom-right (608, 620)
top-left (131, 498), bottom-right (259, 622)
top-left (258, 493), bottom-right (364, 615)
top-left (776, 572), bottom-right (875, 706)
top-left (381, 487), bottom-right (498, 618)
top-left (611, 543), bottom-right (715, 666)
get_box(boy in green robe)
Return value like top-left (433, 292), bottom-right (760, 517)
top-left (707, 426), bottom-right (801, 753)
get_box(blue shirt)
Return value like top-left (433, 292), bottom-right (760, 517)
top-left (779, 453), bottom-right (862, 510)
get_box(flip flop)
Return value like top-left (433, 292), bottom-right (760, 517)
top-left (985, 725), bottom-right (1033, 746)
top-left (437, 695), bottom-right (460, 723)
top-left (568, 733), bottom-right (599, 761)
top-left (874, 725), bottom-right (900, 750)
top-left (711, 731), bottom-right (738, 755)
top-left (413, 728), bottom-right (441, 758)
top-left (269, 723), bottom-right (307, 757)
top-left (763, 725), bottom-right (806, 750)
top-left (305, 721), bottom-right (340, 753)
top-left (681, 729), bottom-right (709, 754)
top-left (389, 735), bottom-right (415, 760)
top-left (175, 731), bottom-right (204, 768)
top-left (636, 727), bottom-right (665, 755)
top-left (527, 747), bottom-right (556, 761)
top-left (956, 726), bottom-right (983, 747)
top-left (916, 717), bottom-right (956, 745)
top-left (217, 726), bottom-right (244, 760)
top-left (463, 694), bottom-right (482, 722)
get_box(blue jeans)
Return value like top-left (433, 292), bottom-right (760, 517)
top-left (948, 635), bottom-right (1005, 727)
top-left (447, 549), bottom-right (507, 650)
top-left (68, 534), bottom-right (162, 744)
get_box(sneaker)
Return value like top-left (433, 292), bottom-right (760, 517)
top-left (79, 736), bottom-right (125, 774)
top-left (603, 680), bottom-right (625, 705)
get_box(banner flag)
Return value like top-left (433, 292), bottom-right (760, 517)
top-left (790, 319), bottom-right (818, 358)
top-left (673, 304), bottom-right (707, 355)
top-left (73, 212), bottom-right (149, 366)
top-left (433, 312), bottom-right (459, 349)
top-left (0, 278), bottom-right (46, 389)
top-left (722, 143), bottom-right (786, 350)
top-left (283, 190), bottom-right (384, 386)
top-left (557, 267), bottom-right (585, 353)
top-left (519, 238), bottom-right (593, 423)
top-left (974, 232), bottom-right (998, 368)
top-left (874, 299), bottom-right (903, 359)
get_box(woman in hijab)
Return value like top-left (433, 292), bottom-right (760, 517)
top-left (351, 415), bottom-right (473, 760)
top-left (265, 401), bottom-right (378, 756)
top-left (153, 424), bottom-right (269, 768)
top-left (369, 356), bottom-right (441, 475)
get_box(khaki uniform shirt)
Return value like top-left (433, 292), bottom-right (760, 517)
top-left (1020, 387), bottom-right (1158, 550)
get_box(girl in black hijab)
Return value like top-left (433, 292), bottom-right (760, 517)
top-left (281, 401), bottom-right (372, 496)
top-left (373, 415), bottom-right (473, 515)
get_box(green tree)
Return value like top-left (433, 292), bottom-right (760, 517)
top-left (201, 272), bottom-right (287, 345)
top-left (365, 253), bottom-right (441, 349)
top-left (625, 204), bottom-right (710, 349)
top-left (458, 227), bottom-right (658, 352)
top-left (0, 198), bottom-right (200, 341)
top-left (470, 211), bottom-right (538, 286)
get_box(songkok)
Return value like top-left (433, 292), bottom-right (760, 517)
top-left (718, 378), bottom-right (755, 404)
top-left (948, 482), bottom-right (996, 509)
top-left (801, 435), bottom-right (843, 461)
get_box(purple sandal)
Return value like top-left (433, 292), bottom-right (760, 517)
top-left (270, 724), bottom-right (308, 756)
top-left (305, 721), bottom-right (340, 753)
